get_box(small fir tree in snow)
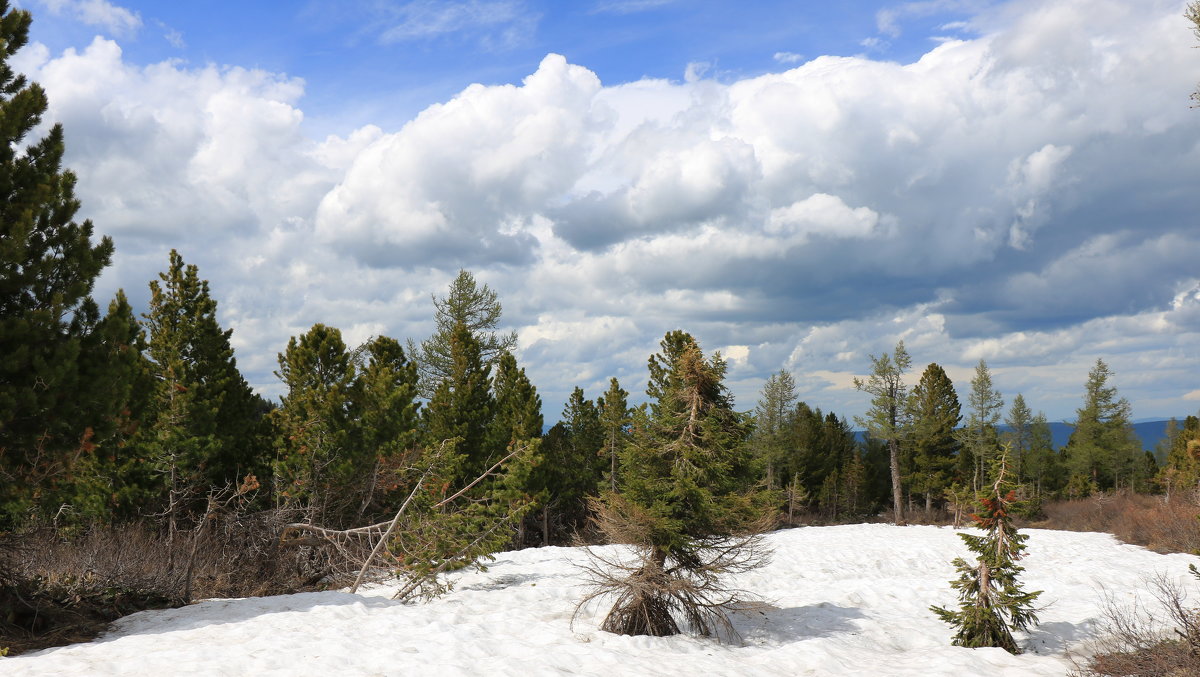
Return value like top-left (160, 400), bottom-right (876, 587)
top-left (931, 445), bottom-right (1041, 654)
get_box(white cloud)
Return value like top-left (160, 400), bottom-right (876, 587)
top-left (39, 0), bottom-right (142, 37)
top-left (773, 52), bottom-right (804, 65)
top-left (20, 0), bottom-right (1200, 421)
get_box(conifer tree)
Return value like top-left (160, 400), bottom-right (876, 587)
top-left (931, 445), bottom-right (1041, 654)
top-left (1064, 359), bottom-right (1141, 492)
top-left (422, 322), bottom-right (496, 485)
top-left (907, 363), bottom-right (961, 515)
top-left (958, 359), bottom-right (1004, 491)
top-left (1025, 412), bottom-right (1058, 498)
top-left (854, 341), bottom-right (912, 525)
top-left (597, 377), bottom-right (630, 493)
top-left (272, 323), bottom-right (359, 524)
top-left (69, 291), bottom-right (158, 520)
top-left (143, 250), bottom-right (267, 521)
top-left (584, 331), bottom-right (774, 637)
top-left (751, 370), bottom-right (797, 489)
top-left (350, 335), bottom-right (420, 519)
top-left (0, 3), bottom-right (117, 523)
top-left (1003, 394), bottom-right (1033, 481)
top-left (409, 270), bottom-right (516, 397)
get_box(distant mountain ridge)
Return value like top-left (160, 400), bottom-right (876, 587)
top-left (851, 419), bottom-right (1178, 454)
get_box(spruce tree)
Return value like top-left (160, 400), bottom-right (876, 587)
top-left (585, 331), bottom-right (774, 637)
top-left (907, 363), bottom-right (961, 515)
top-left (931, 445), bottom-right (1041, 654)
top-left (0, 3), bottom-right (116, 523)
top-left (854, 341), bottom-right (912, 525)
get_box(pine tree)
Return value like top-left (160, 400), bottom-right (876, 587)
top-left (597, 377), bottom-right (630, 493)
top-left (907, 363), bottom-right (961, 515)
top-left (272, 323), bottom-right (359, 524)
top-left (854, 341), bottom-right (912, 525)
top-left (489, 351), bottom-right (544, 545)
top-left (958, 359), bottom-right (1004, 492)
top-left (585, 331), bottom-right (774, 637)
top-left (143, 250), bottom-right (267, 522)
top-left (422, 322), bottom-right (496, 485)
top-left (409, 270), bottom-right (516, 398)
top-left (0, 3), bottom-right (116, 523)
top-left (68, 291), bottom-right (158, 521)
top-left (931, 445), bottom-right (1042, 654)
top-left (350, 335), bottom-right (420, 520)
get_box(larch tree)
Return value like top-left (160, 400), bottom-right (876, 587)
top-left (906, 363), bottom-right (961, 515)
top-left (409, 270), bottom-right (516, 398)
top-left (582, 331), bottom-right (774, 637)
top-left (854, 340), bottom-right (912, 526)
top-left (0, 3), bottom-right (119, 524)
top-left (1064, 359), bottom-right (1141, 493)
top-left (958, 359), bottom-right (1004, 492)
top-left (1003, 394), bottom-right (1033, 485)
top-left (751, 369), bottom-right (798, 490)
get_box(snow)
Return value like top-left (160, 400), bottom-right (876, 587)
top-left (6, 524), bottom-right (1198, 676)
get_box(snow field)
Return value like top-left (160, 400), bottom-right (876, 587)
top-left (6, 524), bottom-right (1198, 676)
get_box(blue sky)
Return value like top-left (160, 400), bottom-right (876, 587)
top-left (15, 0), bottom-right (1200, 425)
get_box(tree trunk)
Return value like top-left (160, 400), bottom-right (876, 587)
top-left (889, 437), bottom-right (906, 526)
top-left (541, 504), bottom-right (550, 546)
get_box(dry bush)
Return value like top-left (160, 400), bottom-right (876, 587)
top-left (1035, 491), bottom-right (1200, 555)
top-left (0, 508), bottom-right (334, 656)
top-left (574, 496), bottom-right (774, 640)
top-left (1070, 571), bottom-right (1200, 676)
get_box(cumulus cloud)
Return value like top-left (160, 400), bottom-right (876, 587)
top-left (22, 0), bottom-right (1200, 420)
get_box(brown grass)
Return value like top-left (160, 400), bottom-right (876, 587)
top-left (1031, 491), bottom-right (1200, 555)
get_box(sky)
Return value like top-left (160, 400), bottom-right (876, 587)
top-left (12, 0), bottom-right (1200, 425)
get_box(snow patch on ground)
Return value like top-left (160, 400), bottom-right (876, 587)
top-left (6, 524), bottom-right (1197, 676)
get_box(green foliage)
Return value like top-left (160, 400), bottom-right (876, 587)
top-left (597, 377), bottom-right (630, 493)
top-left (957, 359), bottom-right (1004, 492)
top-left (750, 369), bottom-right (797, 489)
top-left (854, 340), bottom-right (911, 524)
top-left (613, 331), bottom-right (769, 559)
top-left (0, 2), bottom-right (116, 524)
top-left (422, 322), bottom-right (497, 485)
top-left (272, 324), bottom-right (360, 523)
top-left (1063, 359), bottom-right (1144, 493)
top-left (931, 446), bottom-right (1042, 654)
top-left (142, 251), bottom-right (268, 518)
top-left (409, 270), bottom-right (516, 398)
top-left (1159, 415), bottom-right (1200, 498)
top-left (906, 363), bottom-right (961, 513)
